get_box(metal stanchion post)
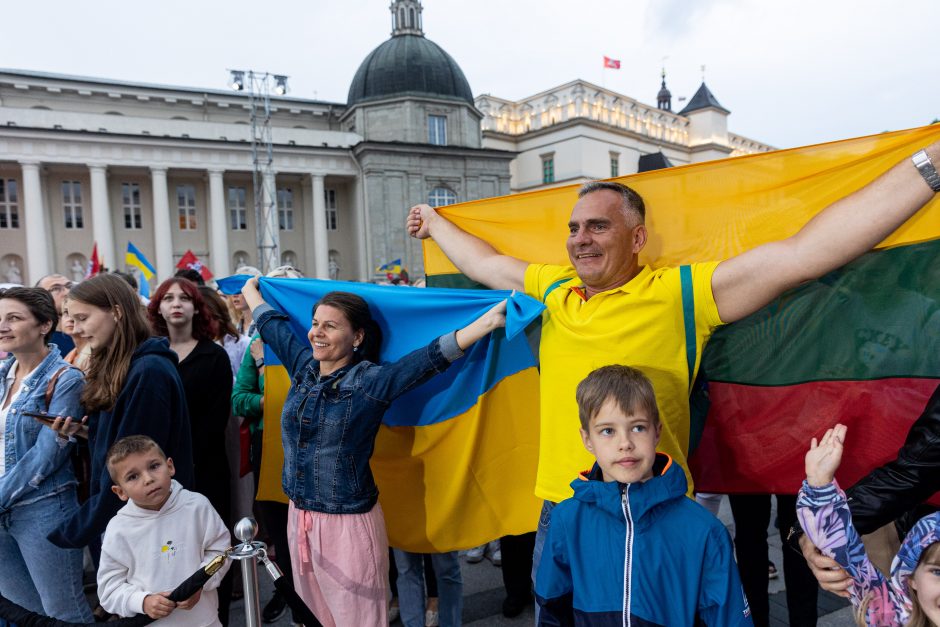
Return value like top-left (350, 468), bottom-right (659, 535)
top-left (229, 518), bottom-right (266, 627)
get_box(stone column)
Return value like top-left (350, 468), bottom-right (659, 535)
top-left (151, 167), bottom-right (174, 280)
top-left (259, 171), bottom-right (279, 273)
top-left (207, 169), bottom-right (230, 277)
top-left (352, 176), bottom-right (371, 281)
top-left (310, 174), bottom-right (329, 279)
top-left (89, 165), bottom-right (116, 272)
top-left (20, 161), bottom-right (49, 284)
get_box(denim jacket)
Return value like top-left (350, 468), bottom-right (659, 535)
top-left (254, 304), bottom-right (463, 514)
top-left (0, 345), bottom-right (82, 513)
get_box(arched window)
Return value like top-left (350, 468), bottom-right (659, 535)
top-left (428, 187), bottom-right (457, 208)
top-left (409, 7), bottom-right (416, 27)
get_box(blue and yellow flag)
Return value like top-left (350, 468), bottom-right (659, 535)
top-left (126, 242), bottom-right (155, 298)
top-left (223, 276), bottom-right (546, 551)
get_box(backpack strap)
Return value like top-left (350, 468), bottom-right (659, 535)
top-left (541, 278), bottom-right (570, 304)
top-left (679, 265), bottom-right (696, 389)
top-left (44, 366), bottom-right (70, 410)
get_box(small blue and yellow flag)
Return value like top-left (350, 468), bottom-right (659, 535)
top-left (126, 242), bottom-right (155, 280)
top-left (126, 241), bottom-right (155, 298)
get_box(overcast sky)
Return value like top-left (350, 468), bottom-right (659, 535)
top-left (2, 0), bottom-right (935, 148)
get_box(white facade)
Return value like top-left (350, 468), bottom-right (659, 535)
top-left (0, 70), bottom-right (366, 285)
top-left (476, 79), bottom-right (774, 192)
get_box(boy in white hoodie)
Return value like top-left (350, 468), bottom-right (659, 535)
top-left (97, 435), bottom-right (231, 627)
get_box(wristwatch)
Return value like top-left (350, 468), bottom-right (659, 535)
top-left (912, 149), bottom-right (940, 192)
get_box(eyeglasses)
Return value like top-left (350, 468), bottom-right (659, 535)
top-left (47, 282), bottom-right (73, 294)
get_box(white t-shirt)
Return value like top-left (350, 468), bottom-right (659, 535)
top-left (0, 362), bottom-right (21, 477)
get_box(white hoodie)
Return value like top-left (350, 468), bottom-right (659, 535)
top-left (97, 480), bottom-right (231, 627)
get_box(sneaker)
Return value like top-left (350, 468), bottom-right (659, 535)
top-left (486, 540), bottom-right (502, 567)
top-left (425, 609), bottom-right (439, 627)
top-left (262, 591), bottom-right (288, 623)
top-left (465, 544), bottom-right (485, 563)
top-left (768, 560), bottom-right (779, 580)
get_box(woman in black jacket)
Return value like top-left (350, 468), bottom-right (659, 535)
top-left (148, 277), bottom-right (234, 624)
top-left (50, 274), bottom-right (193, 549)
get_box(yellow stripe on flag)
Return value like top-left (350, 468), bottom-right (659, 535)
top-left (424, 125), bottom-right (940, 275)
top-left (257, 365), bottom-right (542, 551)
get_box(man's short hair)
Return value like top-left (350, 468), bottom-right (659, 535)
top-left (106, 435), bottom-right (166, 482)
top-left (34, 273), bottom-right (69, 289)
top-left (578, 181), bottom-right (646, 222)
top-left (576, 365), bottom-right (660, 430)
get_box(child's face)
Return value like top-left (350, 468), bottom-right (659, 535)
top-left (580, 397), bottom-right (661, 484)
top-left (910, 557), bottom-right (940, 626)
top-left (111, 449), bottom-right (176, 511)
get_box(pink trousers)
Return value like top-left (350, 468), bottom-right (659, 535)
top-left (287, 501), bottom-right (389, 627)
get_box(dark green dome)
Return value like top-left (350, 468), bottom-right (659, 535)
top-left (347, 34), bottom-right (474, 106)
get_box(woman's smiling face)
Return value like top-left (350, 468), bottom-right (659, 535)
top-left (307, 304), bottom-right (363, 366)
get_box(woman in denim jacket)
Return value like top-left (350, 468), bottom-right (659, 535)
top-left (241, 280), bottom-right (506, 627)
top-left (0, 287), bottom-right (92, 622)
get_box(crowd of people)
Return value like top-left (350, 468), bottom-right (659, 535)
top-left (0, 139), bottom-right (937, 627)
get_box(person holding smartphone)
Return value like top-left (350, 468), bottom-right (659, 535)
top-left (0, 286), bottom-right (93, 622)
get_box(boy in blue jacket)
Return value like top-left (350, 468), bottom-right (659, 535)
top-left (535, 365), bottom-right (753, 626)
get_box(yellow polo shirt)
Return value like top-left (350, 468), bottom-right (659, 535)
top-left (524, 262), bottom-right (724, 502)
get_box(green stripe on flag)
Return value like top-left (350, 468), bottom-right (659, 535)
top-left (703, 238), bottom-right (940, 385)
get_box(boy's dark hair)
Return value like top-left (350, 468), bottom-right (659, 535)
top-left (174, 268), bottom-right (205, 286)
top-left (106, 435), bottom-right (166, 482)
top-left (0, 287), bottom-right (59, 343)
top-left (576, 365), bottom-right (660, 430)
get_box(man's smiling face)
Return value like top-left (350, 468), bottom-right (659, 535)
top-left (566, 189), bottom-right (644, 294)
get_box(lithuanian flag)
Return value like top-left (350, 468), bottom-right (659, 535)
top-left (424, 125), bottom-right (940, 497)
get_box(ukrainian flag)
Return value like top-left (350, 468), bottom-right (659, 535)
top-left (126, 242), bottom-right (155, 298)
top-left (422, 124), bottom-right (940, 500)
top-left (217, 276), bottom-right (547, 551)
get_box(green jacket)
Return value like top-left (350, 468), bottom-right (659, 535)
top-left (231, 333), bottom-right (265, 430)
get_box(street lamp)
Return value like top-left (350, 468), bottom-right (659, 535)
top-left (229, 70), bottom-right (245, 91)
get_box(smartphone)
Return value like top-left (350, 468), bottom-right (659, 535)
top-left (22, 410), bottom-right (59, 424)
top-left (24, 411), bottom-right (89, 438)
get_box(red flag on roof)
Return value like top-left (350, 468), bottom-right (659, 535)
top-left (176, 250), bottom-right (214, 281)
top-left (85, 243), bottom-right (101, 278)
top-left (603, 56), bottom-right (621, 69)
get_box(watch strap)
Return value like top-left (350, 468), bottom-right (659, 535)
top-left (912, 149), bottom-right (940, 192)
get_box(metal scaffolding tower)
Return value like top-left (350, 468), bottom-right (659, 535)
top-left (228, 70), bottom-right (289, 274)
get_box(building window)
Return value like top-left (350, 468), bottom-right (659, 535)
top-left (121, 182), bottom-right (142, 229)
top-left (177, 184), bottom-right (197, 231)
top-left (324, 189), bottom-right (337, 231)
top-left (62, 181), bottom-right (83, 229)
top-left (0, 179), bottom-right (19, 229)
top-left (428, 187), bottom-right (457, 208)
top-left (228, 187), bottom-right (247, 230)
top-left (610, 154), bottom-right (620, 178)
top-left (542, 156), bottom-right (555, 184)
top-left (428, 114), bottom-right (447, 146)
top-left (277, 187), bottom-right (294, 231)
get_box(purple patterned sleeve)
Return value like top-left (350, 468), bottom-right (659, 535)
top-left (796, 480), bottom-right (909, 626)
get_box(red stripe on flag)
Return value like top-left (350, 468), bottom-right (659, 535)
top-left (690, 378), bottom-right (940, 500)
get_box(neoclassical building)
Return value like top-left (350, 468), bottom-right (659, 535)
top-left (477, 77), bottom-right (774, 192)
top-left (0, 0), bottom-right (511, 286)
top-left (0, 1), bottom-right (770, 285)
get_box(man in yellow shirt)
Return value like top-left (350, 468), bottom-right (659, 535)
top-left (406, 143), bottom-right (940, 579)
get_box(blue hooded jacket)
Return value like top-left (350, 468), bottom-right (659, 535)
top-left (536, 454), bottom-right (752, 626)
top-left (49, 337), bottom-right (194, 548)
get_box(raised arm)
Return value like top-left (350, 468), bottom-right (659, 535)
top-left (712, 142), bottom-right (940, 323)
top-left (407, 203), bottom-right (527, 291)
